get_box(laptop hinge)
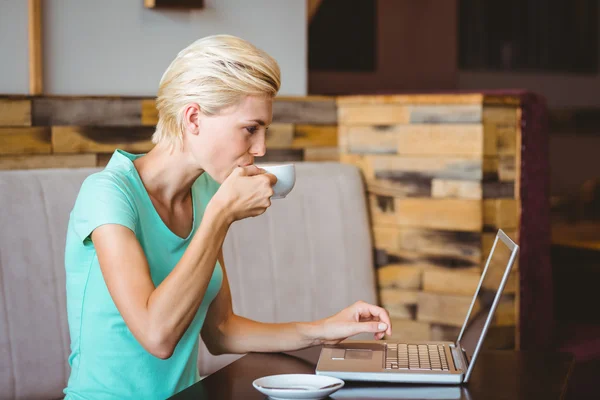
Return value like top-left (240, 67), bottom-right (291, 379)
top-left (461, 347), bottom-right (470, 369)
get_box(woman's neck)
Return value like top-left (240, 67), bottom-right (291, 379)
top-left (133, 143), bottom-right (204, 208)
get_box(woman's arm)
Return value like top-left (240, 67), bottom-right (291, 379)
top-left (92, 166), bottom-right (275, 360)
top-left (93, 200), bottom-right (230, 359)
top-left (201, 249), bottom-right (393, 355)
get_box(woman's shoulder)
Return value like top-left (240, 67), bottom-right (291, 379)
top-left (79, 164), bottom-right (137, 198)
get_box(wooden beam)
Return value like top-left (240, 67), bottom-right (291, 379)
top-left (417, 291), bottom-right (478, 327)
top-left (0, 127), bottom-right (51, 155)
top-left (422, 268), bottom-right (481, 296)
top-left (292, 125), bottom-right (337, 148)
top-left (33, 98), bottom-right (143, 126)
top-left (341, 154), bottom-right (487, 182)
top-left (370, 197), bottom-right (483, 232)
top-left (28, 0), bottom-right (43, 95)
top-left (51, 126), bottom-right (154, 154)
top-left (303, 147), bottom-right (339, 162)
top-left (0, 99), bottom-right (32, 126)
top-left (377, 265), bottom-right (422, 290)
top-left (372, 226), bottom-right (482, 264)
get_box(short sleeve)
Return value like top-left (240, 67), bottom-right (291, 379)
top-left (71, 172), bottom-right (137, 243)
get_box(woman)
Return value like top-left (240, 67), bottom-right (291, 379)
top-left (63, 34), bottom-right (392, 400)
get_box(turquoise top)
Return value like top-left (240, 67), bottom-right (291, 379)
top-left (63, 150), bottom-right (223, 400)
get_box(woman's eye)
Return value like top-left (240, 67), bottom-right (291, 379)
top-left (245, 126), bottom-right (258, 134)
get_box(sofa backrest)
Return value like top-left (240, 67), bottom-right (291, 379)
top-left (0, 162), bottom-right (376, 399)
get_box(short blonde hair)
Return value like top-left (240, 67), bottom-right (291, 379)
top-left (152, 34), bottom-right (281, 147)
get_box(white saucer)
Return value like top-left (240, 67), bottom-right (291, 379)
top-left (252, 374), bottom-right (344, 400)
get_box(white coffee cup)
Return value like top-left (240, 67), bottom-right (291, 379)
top-left (258, 163), bottom-right (296, 199)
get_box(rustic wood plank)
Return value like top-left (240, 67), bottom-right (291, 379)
top-left (0, 154), bottom-right (97, 170)
top-left (28, 0), bottom-right (43, 95)
top-left (338, 104), bottom-right (409, 125)
top-left (380, 288), bottom-right (419, 306)
top-left (342, 124), bottom-right (484, 156)
top-left (417, 291), bottom-right (479, 327)
top-left (408, 104), bottom-right (483, 124)
top-left (483, 199), bottom-right (518, 230)
top-left (366, 178), bottom-right (432, 197)
top-left (33, 98), bottom-right (143, 126)
top-left (141, 99), bottom-right (158, 126)
top-left (422, 268), bottom-right (481, 296)
top-left (493, 296), bottom-right (517, 326)
top-left (292, 125), bottom-right (337, 148)
top-left (303, 147), bottom-right (339, 162)
top-left (482, 181), bottom-right (515, 198)
top-left (373, 226), bottom-right (482, 263)
top-left (96, 153), bottom-right (112, 167)
top-left (432, 179), bottom-right (482, 199)
top-left (498, 155), bottom-right (516, 181)
top-left (0, 127), bottom-right (51, 155)
top-left (341, 125), bottom-right (399, 154)
top-left (374, 248), bottom-right (481, 270)
top-left (482, 230), bottom-right (518, 262)
top-left (371, 197), bottom-right (483, 232)
top-left (273, 98), bottom-right (337, 124)
top-left (483, 106), bottom-right (519, 156)
top-left (386, 304), bottom-right (416, 320)
top-left (337, 94), bottom-right (485, 105)
top-left (482, 265), bottom-right (518, 294)
top-left (377, 265), bottom-right (422, 290)
top-left (0, 99), bottom-right (32, 126)
top-left (384, 319), bottom-right (431, 341)
top-left (396, 124), bottom-right (484, 156)
top-left (51, 126), bottom-right (155, 153)
top-left (264, 123), bottom-right (295, 149)
top-left (345, 154), bottom-right (486, 182)
top-left (432, 179), bottom-right (515, 199)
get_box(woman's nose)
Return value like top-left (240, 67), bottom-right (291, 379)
top-left (250, 134), bottom-right (267, 157)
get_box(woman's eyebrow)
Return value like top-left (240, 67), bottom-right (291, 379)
top-left (244, 119), bottom-right (267, 126)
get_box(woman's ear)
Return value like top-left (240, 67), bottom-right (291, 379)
top-left (183, 103), bottom-right (201, 136)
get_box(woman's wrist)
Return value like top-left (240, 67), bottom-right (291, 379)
top-left (206, 194), bottom-right (234, 227)
top-left (297, 320), bottom-right (325, 347)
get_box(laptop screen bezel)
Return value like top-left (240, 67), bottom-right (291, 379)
top-left (455, 229), bottom-right (519, 382)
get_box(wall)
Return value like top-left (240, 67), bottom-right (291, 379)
top-left (309, 0), bottom-right (458, 94)
top-left (0, 0), bottom-right (306, 96)
top-left (0, 0), bottom-right (29, 94)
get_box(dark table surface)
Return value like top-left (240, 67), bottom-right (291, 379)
top-left (170, 346), bottom-right (574, 400)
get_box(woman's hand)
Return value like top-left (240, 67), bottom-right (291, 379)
top-left (210, 165), bottom-right (277, 223)
top-left (313, 301), bottom-right (393, 345)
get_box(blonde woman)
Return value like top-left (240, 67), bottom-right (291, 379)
top-left (63, 35), bottom-right (392, 400)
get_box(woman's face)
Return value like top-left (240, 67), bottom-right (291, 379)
top-left (189, 95), bottom-right (273, 183)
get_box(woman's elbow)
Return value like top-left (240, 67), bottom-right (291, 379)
top-left (144, 331), bottom-right (176, 360)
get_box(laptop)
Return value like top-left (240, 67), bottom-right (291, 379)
top-left (316, 229), bottom-right (519, 384)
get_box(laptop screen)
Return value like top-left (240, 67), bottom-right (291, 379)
top-left (457, 231), bottom-right (518, 360)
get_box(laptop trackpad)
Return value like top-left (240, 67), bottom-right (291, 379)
top-left (344, 349), bottom-right (373, 360)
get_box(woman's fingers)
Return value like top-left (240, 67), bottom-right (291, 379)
top-left (354, 301), bottom-right (392, 336)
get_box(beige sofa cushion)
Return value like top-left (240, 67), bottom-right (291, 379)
top-left (0, 162), bottom-right (376, 399)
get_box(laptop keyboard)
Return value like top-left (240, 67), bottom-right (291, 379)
top-left (385, 343), bottom-right (449, 371)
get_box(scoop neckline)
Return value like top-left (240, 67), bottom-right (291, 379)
top-left (115, 149), bottom-right (197, 242)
